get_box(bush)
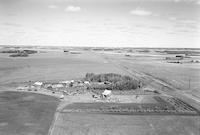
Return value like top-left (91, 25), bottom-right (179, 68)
top-left (23, 50), bottom-right (37, 54)
top-left (89, 84), bottom-right (113, 90)
top-left (113, 79), bottom-right (138, 90)
top-left (85, 73), bottom-right (139, 90)
top-left (1, 49), bottom-right (37, 54)
top-left (9, 52), bottom-right (29, 57)
top-left (85, 73), bottom-right (130, 83)
top-left (1, 50), bottom-right (20, 53)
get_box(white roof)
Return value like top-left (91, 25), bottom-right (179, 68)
top-left (84, 81), bottom-right (90, 84)
top-left (56, 84), bottom-right (64, 87)
top-left (70, 80), bottom-right (74, 83)
top-left (102, 90), bottom-right (112, 95)
top-left (17, 86), bottom-right (25, 90)
top-left (60, 95), bottom-right (64, 99)
top-left (59, 81), bottom-right (70, 84)
top-left (34, 81), bottom-right (43, 86)
top-left (52, 84), bottom-right (64, 88)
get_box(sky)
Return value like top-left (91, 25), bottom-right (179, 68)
top-left (0, 0), bottom-right (199, 48)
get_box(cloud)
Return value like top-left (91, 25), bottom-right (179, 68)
top-left (65, 6), bottom-right (81, 12)
top-left (149, 26), bottom-right (164, 30)
top-left (174, 0), bottom-right (181, 2)
top-left (2, 22), bottom-right (22, 27)
top-left (196, 0), bottom-right (200, 4)
top-left (130, 8), bottom-right (152, 16)
top-left (169, 17), bottom-right (177, 21)
top-left (48, 5), bottom-right (58, 9)
top-left (173, 0), bottom-right (200, 4)
top-left (179, 19), bottom-right (197, 25)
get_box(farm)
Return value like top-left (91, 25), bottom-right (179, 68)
top-left (0, 46), bottom-right (200, 135)
top-left (1, 0), bottom-right (200, 134)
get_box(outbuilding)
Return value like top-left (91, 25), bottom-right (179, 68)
top-left (102, 90), bottom-right (112, 98)
top-left (84, 81), bottom-right (90, 84)
top-left (52, 84), bottom-right (64, 89)
top-left (60, 94), bottom-right (64, 99)
top-left (34, 81), bottom-right (43, 86)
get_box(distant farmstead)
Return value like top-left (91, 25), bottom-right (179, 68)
top-left (52, 84), bottom-right (64, 89)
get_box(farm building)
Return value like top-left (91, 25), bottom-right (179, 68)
top-left (175, 55), bottom-right (184, 59)
top-left (104, 81), bottom-right (112, 85)
top-left (60, 94), bottom-right (64, 99)
top-left (84, 81), bottom-right (90, 84)
top-left (52, 84), bottom-right (64, 89)
top-left (165, 55), bottom-right (184, 60)
top-left (33, 81), bottom-right (43, 90)
top-left (101, 90), bottom-right (112, 98)
top-left (59, 80), bottom-right (71, 84)
top-left (34, 81), bottom-right (43, 86)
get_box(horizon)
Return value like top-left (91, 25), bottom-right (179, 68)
top-left (0, 0), bottom-right (200, 48)
top-left (1, 44), bottom-right (200, 49)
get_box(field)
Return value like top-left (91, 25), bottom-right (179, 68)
top-left (0, 50), bottom-right (124, 86)
top-left (0, 91), bottom-right (59, 135)
top-left (52, 111), bottom-right (200, 135)
top-left (99, 52), bottom-right (200, 93)
top-left (0, 46), bottom-right (200, 135)
top-left (51, 94), bottom-right (200, 135)
top-left (97, 50), bottom-right (200, 106)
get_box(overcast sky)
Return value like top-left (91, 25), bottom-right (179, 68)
top-left (0, 0), bottom-right (199, 48)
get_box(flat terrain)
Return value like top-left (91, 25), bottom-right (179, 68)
top-left (95, 51), bottom-right (200, 110)
top-left (98, 52), bottom-right (200, 98)
top-left (52, 112), bottom-right (200, 135)
top-left (0, 91), bottom-right (59, 135)
top-left (0, 51), bottom-right (124, 86)
top-left (0, 47), bottom-right (200, 135)
top-left (49, 92), bottom-right (200, 135)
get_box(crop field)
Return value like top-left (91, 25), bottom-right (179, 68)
top-left (50, 94), bottom-right (200, 135)
top-left (62, 96), bottom-right (199, 115)
top-left (0, 91), bottom-right (59, 135)
top-left (52, 111), bottom-right (200, 135)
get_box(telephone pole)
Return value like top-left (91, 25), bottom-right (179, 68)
top-left (188, 77), bottom-right (191, 89)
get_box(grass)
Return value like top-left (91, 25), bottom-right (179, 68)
top-left (0, 91), bottom-right (59, 135)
